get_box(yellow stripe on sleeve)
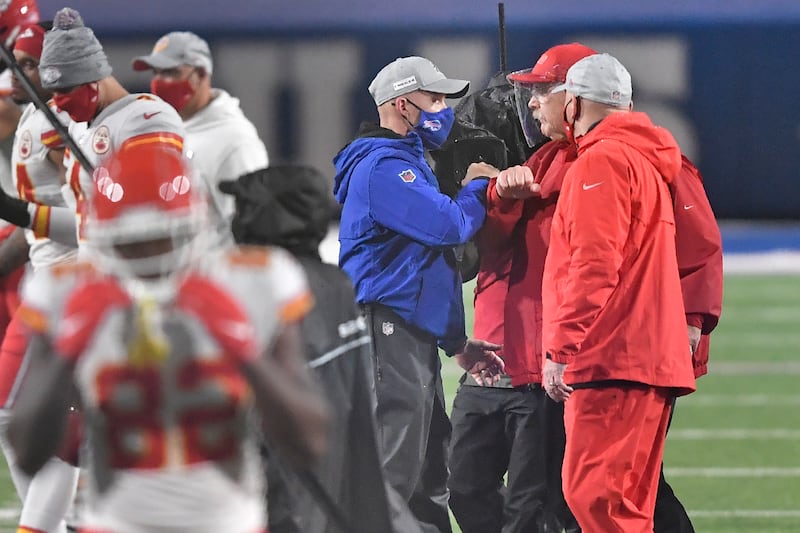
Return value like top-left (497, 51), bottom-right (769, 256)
top-left (31, 205), bottom-right (51, 238)
top-left (16, 305), bottom-right (49, 334)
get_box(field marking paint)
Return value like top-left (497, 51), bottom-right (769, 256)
top-left (0, 505), bottom-right (17, 519)
top-left (666, 467), bottom-right (800, 477)
top-left (681, 394), bottom-right (800, 407)
top-left (669, 428), bottom-right (800, 440)
top-left (689, 509), bottom-right (800, 518)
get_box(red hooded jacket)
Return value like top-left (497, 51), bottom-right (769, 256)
top-left (477, 122), bottom-right (722, 387)
top-left (541, 112), bottom-right (695, 393)
top-left (670, 156), bottom-right (723, 378)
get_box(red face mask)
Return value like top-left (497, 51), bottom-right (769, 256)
top-left (150, 77), bottom-right (195, 113)
top-left (562, 96), bottom-right (581, 147)
top-left (53, 83), bottom-right (100, 123)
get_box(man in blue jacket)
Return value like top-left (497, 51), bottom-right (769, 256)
top-left (333, 56), bottom-right (505, 533)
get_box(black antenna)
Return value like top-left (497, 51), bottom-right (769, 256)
top-left (498, 2), bottom-right (507, 71)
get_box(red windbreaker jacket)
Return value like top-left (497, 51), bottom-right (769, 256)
top-left (671, 156), bottom-right (723, 378)
top-left (541, 112), bottom-right (695, 394)
top-left (476, 141), bottom-right (576, 386)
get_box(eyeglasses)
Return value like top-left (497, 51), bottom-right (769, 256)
top-left (521, 82), bottom-right (561, 100)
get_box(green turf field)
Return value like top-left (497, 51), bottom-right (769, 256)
top-left (1, 274), bottom-right (797, 532)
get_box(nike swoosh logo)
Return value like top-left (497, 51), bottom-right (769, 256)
top-left (143, 111), bottom-right (161, 120)
top-left (683, 204), bottom-right (694, 210)
top-left (582, 182), bottom-right (603, 191)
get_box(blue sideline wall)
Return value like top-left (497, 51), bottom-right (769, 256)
top-left (37, 1), bottom-right (800, 219)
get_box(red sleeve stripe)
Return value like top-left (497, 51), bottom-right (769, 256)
top-left (31, 205), bottom-right (51, 238)
top-left (41, 130), bottom-right (64, 149)
top-left (119, 132), bottom-right (184, 152)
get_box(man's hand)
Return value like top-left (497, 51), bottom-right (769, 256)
top-left (454, 338), bottom-right (504, 386)
top-left (688, 325), bottom-right (701, 355)
top-left (462, 162), bottom-right (500, 187)
top-left (495, 165), bottom-right (541, 199)
top-left (543, 358), bottom-right (573, 402)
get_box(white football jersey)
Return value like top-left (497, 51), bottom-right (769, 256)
top-left (12, 102), bottom-right (77, 270)
top-left (62, 94), bottom-right (185, 246)
top-left (19, 246), bottom-right (311, 532)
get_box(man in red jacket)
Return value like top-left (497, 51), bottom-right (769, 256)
top-left (487, 43), bottom-right (722, 533)
top-left (539, 53), bottom-right (696, 532)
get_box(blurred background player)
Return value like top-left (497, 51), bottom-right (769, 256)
top-left (9, 142), bottom-right (328, 532)
top-left (0, 7), bottom-right (186, 248)
top-left (132, 31), bottom-right (268, 245)
top-left (0, 19), bottom-right (82, 533)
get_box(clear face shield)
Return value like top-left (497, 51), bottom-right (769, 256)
top-left (508, 69), bottom-right (559, 147)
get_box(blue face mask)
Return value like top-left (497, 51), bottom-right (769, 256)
top-left (405, 99), bottom-right (455, 150)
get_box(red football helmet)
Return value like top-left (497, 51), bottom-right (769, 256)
top-left (0, 0), bottom-right (40, 47)
top-left (86, 142), bottom-right (208, 280)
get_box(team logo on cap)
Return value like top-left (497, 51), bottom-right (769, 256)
top-left (422, 119), bottom-right (442, 132)
top-left (92, 125), bottom-right (111, 155)
top-left (611, 90), bottom-right (621, 101)
top-left (392, 76), bottom-right (417, 91)
top-left (398, 169), bottom-right (416, 183)
top-left (18, 130), bottom-right (32, 159)
top-left (153, 36), bottom-right (169, 53)
top-left (41, 66), bottom-right (61, 85)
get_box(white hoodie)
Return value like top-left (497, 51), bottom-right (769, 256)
top-left (184, 89), bottom-right (268, 243)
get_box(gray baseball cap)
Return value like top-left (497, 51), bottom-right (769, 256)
top-left (132, 31), bottom-right (213, 74)
top-left (550, 53), bottom-right (632, 108)
top-left (369, 56), bottom-right (469, 106)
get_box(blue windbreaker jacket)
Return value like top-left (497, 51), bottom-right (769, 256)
top-left (333, 124), bottom-right (488, 354)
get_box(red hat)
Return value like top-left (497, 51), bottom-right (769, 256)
top-left (0, 0), bottom-right (40, 46)
top-left (13, 23), bottom-right (45, 59)
top-left (508, 42), bottom-right (597, 84)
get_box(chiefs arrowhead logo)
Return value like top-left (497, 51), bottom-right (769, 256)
top-left (398, 169), bottom-right (416, 183)
top-left (19, 130), bottom-right (32, 159)
top-left (92, 125), bottom-right (111, 155)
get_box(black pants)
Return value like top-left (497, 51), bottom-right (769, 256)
top-left (653, 398), bottom-right (695, 533)
top-left (364, 304), bottom-right (452, 533)
top-left (449, 383), bottom-right (565, 533)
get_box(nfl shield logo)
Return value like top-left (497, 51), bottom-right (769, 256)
top-left (382, 321), bottom-right (394, 336)
top-left (398, 169), bottom-right (416, 183)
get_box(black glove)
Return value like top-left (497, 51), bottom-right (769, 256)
top-left (0, 190), bottom-right (30, 228)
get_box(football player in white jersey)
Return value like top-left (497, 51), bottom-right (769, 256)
top-left (0, 7), bottom-right (186, 249)
top-left (9, 142), bottom-right (329, 533)
top-left (0, 20), bottom-right (84, 533)
top-left (132, 31), bottom-right (268, 246)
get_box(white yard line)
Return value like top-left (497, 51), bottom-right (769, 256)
top-left (695, 361), bottom-right (800, 375)
top-left (666, 467), bottom-right (800, 477)
top-left (669, 428), bottom-right (800, 440)
top-left (681, 394), bottom-right (800, 406)
top-left (689, 509), bottom-right (800, 518)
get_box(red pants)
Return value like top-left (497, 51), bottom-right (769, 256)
top-left (0, 310), bottom-right (29, 408)
top-left (562, 386), bottom-right (671, 533)
top-left (0, 236), bottom-right (26, 408)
